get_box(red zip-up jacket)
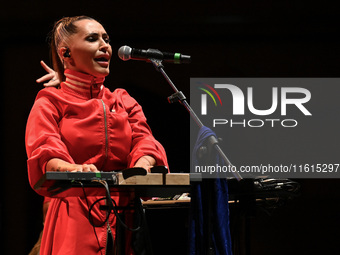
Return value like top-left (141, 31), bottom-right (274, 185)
top-left (26, 69), bottom-right (168, 254)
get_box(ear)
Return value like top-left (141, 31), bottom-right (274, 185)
top-left (59, 47), bottom-right (68, 59)
top-left (59, 47), bottom-right (73, 66)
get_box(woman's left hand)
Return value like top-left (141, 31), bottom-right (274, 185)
top-left (36, 60), bottom-right (60, 87)
top-left (134, 156), bottom-right (156, 173)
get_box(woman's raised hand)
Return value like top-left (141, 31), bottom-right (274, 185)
top-left (36, 60), bottom-right (60, 87)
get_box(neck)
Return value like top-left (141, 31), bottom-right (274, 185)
top-left (63, 69), bottom-right (105, 98)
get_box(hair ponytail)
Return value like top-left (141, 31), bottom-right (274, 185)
top-left (49, 16), bottom-right (94, 82)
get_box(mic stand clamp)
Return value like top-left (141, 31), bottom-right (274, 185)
top-left (167, 91), bottom-right (186, 104)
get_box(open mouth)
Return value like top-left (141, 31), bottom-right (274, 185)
top-left (94, 56), bottom-right (110, 68)
top-left (94, 57), bottom-right (109, 62)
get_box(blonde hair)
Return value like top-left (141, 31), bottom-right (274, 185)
top-left (49, 16), bottom-right (95, 82)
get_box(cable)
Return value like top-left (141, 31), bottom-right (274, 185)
top-left (88, 197), bottom-right (111, 227)
top-left (77, 179), bottom-right (144, 255)
top-left (109, 194), bottom-right (141, 232)
top-left (80, 182), bottom-right (103, 255)
top-left (89, 180), bottom-right (142, 232)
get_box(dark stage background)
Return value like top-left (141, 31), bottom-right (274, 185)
top-left (0, 1), bottom-right (339, 254)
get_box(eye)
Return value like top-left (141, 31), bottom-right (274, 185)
top-left (103, 35), bottom-right (111, 44)
top-left (86, 36), bottom-right (97, 42)
top-left (86, 33), bottom-right (99, 42)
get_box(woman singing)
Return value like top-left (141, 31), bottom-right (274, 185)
top-left (25, 16), bottom-right (168, 255)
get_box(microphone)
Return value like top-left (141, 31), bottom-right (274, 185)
top-left (118, 45), bottom-right (191, 64)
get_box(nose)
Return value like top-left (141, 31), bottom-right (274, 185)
top-left (99, 38), bottom-right (110, 52)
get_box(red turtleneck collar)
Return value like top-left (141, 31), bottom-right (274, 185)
top-left (61, 69), bottom-right (105, 99)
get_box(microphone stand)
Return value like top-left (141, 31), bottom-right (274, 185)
top-left (150, 58), bottom-right (242, 255)
top-left (149, 58), bottom-right (243, 181)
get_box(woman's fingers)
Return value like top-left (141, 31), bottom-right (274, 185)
top-left (36, 73), bottom-right (54, 83)
top-left (40, 60), bottom-right (54, 73)
top-left (36, 60), bottom-right (59, 87)
top-left (81, 164), bottom-right (99, 172)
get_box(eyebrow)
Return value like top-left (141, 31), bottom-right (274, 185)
top-left (85, 32), bottom-right (109, 37)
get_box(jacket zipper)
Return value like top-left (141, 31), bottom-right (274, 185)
top-left (102, 98), bottom-right (111, 253)
top-left (100, 99), bottom-right (109, 169)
